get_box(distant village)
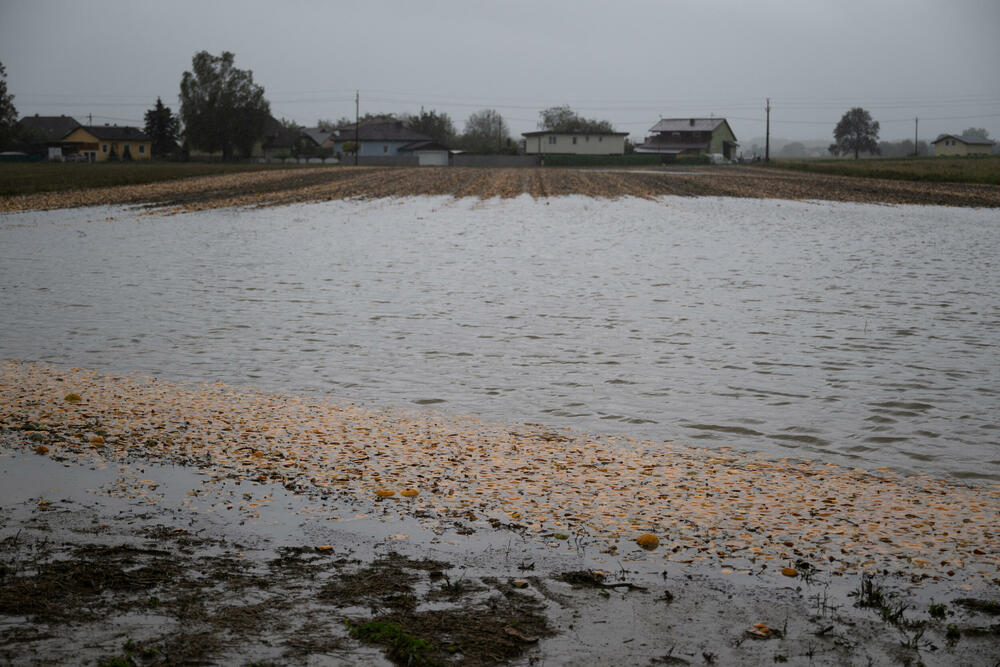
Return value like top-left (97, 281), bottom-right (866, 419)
top-left (4, 109), bottom-right (745, 166)
top-left (5, 109), bottom-right (995, 168)
top-left (4, 84), bottom-right (997, 171)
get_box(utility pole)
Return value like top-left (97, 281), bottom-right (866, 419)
top-left (354, 90), bottom-right (359, 166)
top-left (88, 113), bottom-right (93, 125)
top-left (914, 117), bottom-right (919, 157)
top-left (765, 98), bottom-right (771, 162)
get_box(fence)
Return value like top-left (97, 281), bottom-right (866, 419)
top-left (452, 154), bottom-right (541, 167)
top-left (536, 154), bottom-right (662, 167)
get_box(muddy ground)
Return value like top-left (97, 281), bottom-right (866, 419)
top-left (2, 165), bottom-right (1000, 213)
top-left (3, 435), bottom-right (998, 666)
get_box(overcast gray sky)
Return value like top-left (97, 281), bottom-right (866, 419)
top-left (2, 0), bottom-right (998, 145)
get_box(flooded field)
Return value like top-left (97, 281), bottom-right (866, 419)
top-left (1, 195), bottom-right (998, 481)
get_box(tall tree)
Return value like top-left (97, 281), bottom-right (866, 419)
top-left (538, 105), bottom-right (614, 133)
top-left (144, 97), bottom-right (180, 159)
top-left (0, 61), bottom-right (18, 146)
top-left (179, 51), bottom-right (270, 160)
top-left (405, 108), bottom-right (456, 145)
top-left (829, 107), bottom-right (880, 159)
top-left (460, 108), bottom-right (511, 153)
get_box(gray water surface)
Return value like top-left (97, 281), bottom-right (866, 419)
top-left (1, 195), bottom-right (997, 481)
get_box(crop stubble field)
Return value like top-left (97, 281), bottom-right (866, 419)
top-left (3, 164), bottom-right (1000, 212)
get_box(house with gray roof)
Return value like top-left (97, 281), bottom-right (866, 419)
top-left (635, 118), bottom-right (738, 161)
top-left (931, 133), bottom-right (993, 157)
top-left (330, 120), bottom-right (436, 157)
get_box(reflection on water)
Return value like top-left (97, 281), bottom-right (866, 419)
top-left (1, 195), bottom-right (997, 481)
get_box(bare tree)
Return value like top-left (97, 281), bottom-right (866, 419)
top-left (460, 108), bottom-right (511, 153)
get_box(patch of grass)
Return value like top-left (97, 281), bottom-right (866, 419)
top-left (929, 603), bottom-right (948, 619)
top-left (0, 161), bottom-right (327, 197)
top-left (852, 573), bottom-right (888, 610)
top-left (347, 620), bottom-right (436, 666)
top-left (765, 155), bottom-right (1000, 185)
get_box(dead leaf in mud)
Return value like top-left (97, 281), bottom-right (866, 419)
top-left (375, 489), bottom-right (395, 498)
top-left (781, 567), bottom-right (799, 577)
top-left (636, 534), bottom-right (660, 549)
top-left (64, 393), bottom-right (82, 403)
top-left (315, 545), bottom-right (333, 551)
top-left (400, 489), bottom-right (419, 498)
top-left (746, 623), bottom-right (781, 639)
top-left (33, 445), bottom-right (49, 455)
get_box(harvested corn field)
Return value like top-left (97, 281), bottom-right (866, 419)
top-left (3, 165), bottom-right (1000, 212)
top-left (4, 361), bottom-right (997, 586)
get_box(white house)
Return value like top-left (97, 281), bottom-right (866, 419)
top-left (521, 130), bottom-right (628, 155)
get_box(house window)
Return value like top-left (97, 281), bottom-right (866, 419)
top-left (138, 144), bottom-right (145, 154)
top-left (383, 145), bottom-right (388, 153)
top-left (102, 144), bottom-right (108, 153)
top-left (548, 136), bottom-right (556, 144)
top-left (572, 137), bottom-right (578, 144)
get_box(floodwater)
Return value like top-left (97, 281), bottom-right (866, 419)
top-left (1, 195), bottom-right (997, 481)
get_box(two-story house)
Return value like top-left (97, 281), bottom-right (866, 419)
top-left (635, 118), bottom-right (738, 161)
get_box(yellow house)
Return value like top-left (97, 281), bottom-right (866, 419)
top-left (931, 134), bottom-right (993, 157)
top-left (63, 125), bottom-right (152, 161)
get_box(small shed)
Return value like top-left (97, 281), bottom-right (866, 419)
top-left (398, 140), bottom-right (451, 166)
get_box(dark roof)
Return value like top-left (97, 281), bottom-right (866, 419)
top-left (301, 128), bottom-right (332, 146)
top-left (932, 133), bottom-right (993, 146)
top-left (521, 130), bottom-right (628, 137)
top-left (332, 121), bottom-right (432, 143)
top-left (649, 118), bottom-right (726, 133)
top-left (80, 125), bottom-right (150, 141)
top-left (262, 117), bottom-right (300, 149)
top-left (18, 115), bottom-right (82, 140)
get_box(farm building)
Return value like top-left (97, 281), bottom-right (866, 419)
top-left (18, 114), bottom-right (82, 141)
top-left (521, 130), bottom-right (628, 155)
top-left (931, 134), bottom-right (993, 157)
top-left (13, 115), bottom-right (85, 160)
top-left (635, 118), bottom-right (738, 161)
